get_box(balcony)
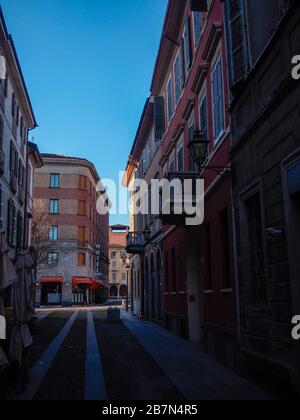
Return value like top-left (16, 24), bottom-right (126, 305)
top-left (126, 232), bottom-right (145, 255)
top-left (0, 149), bottom-right (4, 175)
top-left (10, 171), bottom-right (17, 193)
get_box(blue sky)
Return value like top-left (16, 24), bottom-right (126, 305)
top-left (1, 0), bottom-right (167, 225)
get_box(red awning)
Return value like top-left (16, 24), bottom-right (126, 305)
top-left (89, 282), bottom-right (102, 291)
top-left (41, 277), bottom-right (64, 284)
top-left (72, 277), bottom-right (95, 288)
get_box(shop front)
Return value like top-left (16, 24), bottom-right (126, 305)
top-left (40, 277), bottom-right (64, 306)
top-left (72, 277), bottom-right (101, 306)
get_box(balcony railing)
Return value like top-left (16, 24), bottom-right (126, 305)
top-left (0, 149), bottom-right (4, 175)
top-left (126, 232), bottom-right (145, 255)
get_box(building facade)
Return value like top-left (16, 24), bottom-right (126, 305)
top-left (108, 225), bottom-right (130, 300)
top-left (33, 154), bottom-right (109, 307)
top-left (124, 98), bottom-right (164, 323)
top-left (0, 9), bottom-right (38, 252)
top-left (224, 0), bottom-right (300, 396)
top-left (125, 0), bottom-right (237, 369)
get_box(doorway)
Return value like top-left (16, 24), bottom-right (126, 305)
top-left (41, 283), bottom-right (62, 306)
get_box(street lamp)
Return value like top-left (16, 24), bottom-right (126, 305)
top-left (188, 130), bottom-right (209, 170)
top-left (188, 130), bottom-right (231, 174)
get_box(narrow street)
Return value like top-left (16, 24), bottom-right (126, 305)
top-left (13, 307), bottom-right (272, 401)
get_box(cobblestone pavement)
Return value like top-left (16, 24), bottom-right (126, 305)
top-left (12, 307), bottom-right (274, 401)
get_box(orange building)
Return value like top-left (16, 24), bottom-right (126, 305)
top-left (33, 154), bottom-right (109, 307)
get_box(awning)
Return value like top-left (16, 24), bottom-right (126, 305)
top-left (89, 281), bottom-right (102, 291)
top-left (72, 277), bottom-right (95, 288)
top-left (41, 277), bottom-right (64, 284)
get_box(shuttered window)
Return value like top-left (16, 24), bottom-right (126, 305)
top-left (154, 96), bottom-right (165, 142)
top-left (177, 140), bottom-right (184, 173)
top-left (167, 79), bottom-right (173, 121)
top-left (193, 12), bottom-right (202, 45)
top-left (78, 252), bottom-right (86, 266)
top-left (199, 94), bottom-right (208, 138)
top-left (225, 0), bottom-right (249, 87)
top-left (7, 199), bottom-right (16, 246)
top-left (16, 211), bottom-right (23, 250)
top-left (10, 141), bottom-right (18, 175)
top-left (78, 226), bottom-right (85, 246)
top-left (212, 56), bottom-right (224, 141)
top-left (79, 175), bottom-right (87, 190)
top-left (78, 200), bottom-right (86, 216)
top-left (174, 54), bottom-right (181, 105)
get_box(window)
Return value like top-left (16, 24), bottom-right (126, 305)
top-left (78, 200), bottom-right (86, 216)
top-left (49, 226), bottom-right (58, 241)
top-left (199, 94), bottom-right (208, 138)
top-left (78, 226), bottom-right (85, 246)
top-left (16, 211), bottom-right (23, 250)
top-left (177, 140), bottom-right (184, 173)
top-left (7, 199), bottom-right (16, 246)
top-left (183, 16), bottom-right (192, 79)
top-left (167, 79), bottom-right (173, 121)
top-left (112, 272), bottom-right (117, 282)
top-left (193, 12), bottom-right (202, 45)
top-left (169, 155), bottom-right (175, 173)
top-left (78, 252), bottom-right (86, 266)
top-left (174, 54), bottom-right (181, 105)
top-left (48, 253), bottom-right (58, 265)
top-left (111, 251), bottom-right (116, 259)
top-left (50, 174), bottom-right (60, 188)
top-left (220, 208), bottom-right (231, 289)
top-left (79, 175), bottom-right (87, 190)
top-left (18, 160), bottom-right (25, 189)
top-left (212, 56), bottom-right (224, 141)
top-left (50, 199), bottom-right (59, 214)
top-left (122, 273), bottom-right (126, 281)
top-left (9, 141), bottom-right (18, 176)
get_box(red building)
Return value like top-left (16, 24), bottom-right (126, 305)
top-left (153, 0), bottom-right (237, 369)
top-left (125, 0), bottom-right (238, 370)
